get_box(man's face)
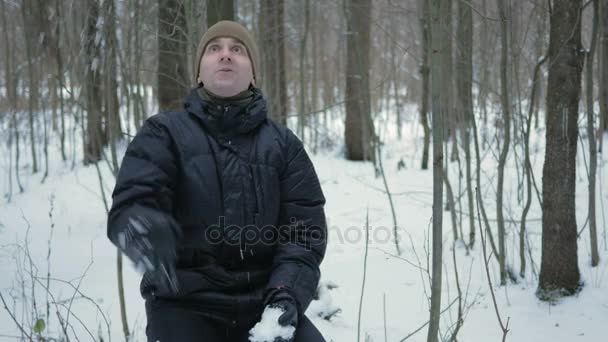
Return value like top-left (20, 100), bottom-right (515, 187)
top-left (198, 37), bottom-right (254, 97)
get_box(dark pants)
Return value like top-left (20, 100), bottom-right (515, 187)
top-left (145, 298), bottom-right (326, 342)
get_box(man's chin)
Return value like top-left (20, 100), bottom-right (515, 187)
top-left (208, 85), bottom-right (241, 98)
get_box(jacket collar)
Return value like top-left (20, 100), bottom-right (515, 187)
top-left (184, 86), bottom-right (267, 138)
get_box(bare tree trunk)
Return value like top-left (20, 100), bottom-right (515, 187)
top-left (298, 0), bottom-right (310, 141)
top-left (41, 89), bottom-right (49, 183)
top-left (158, 0), bottom-right (189, 111)
top-left (311, 1), bottom-right (319, 151)
top-left (442, 0), bottom-right (454, 148)
top-left (1, 0), bottom-right (14, 198)
top-left (21, 0), bottom-right (39, 173)
top-left (521, 56), bottom-right (546, 278)
top-left (418, 0), bottom-right (431, 170)
top-left (344, 0), bottom-right (375, 162)
top-left (600, 0), bottom-right (608, 142)
top-left (538, 0), bottom-right (583, 299)
top-left (496, 0), bottom-right (511, 286)
top-left (585, 0), bottom-right (600, 267)
top-left (206, 0), bottom-right (234, 26)
top-left (444, 142), bottom-right (459, 242)
top-left (260, 0), bottom-right (287, 125)
top-left (276, 1), bottom-right (287, 123)
top-left (456, 0), bottom-right (475, 248)
top-left (84, 0), bottom-right (103, 164)
top-left (534, 4), bottom-right (548, 132)
top-left (427, 1), bottom-right (445, 341)
top-left (478, 0), bottom-right (489, 124)
top-left (133, 0), bottom-right (143, 131)
top-left (55, 0), bottom-right (67, 162)
top-left (103, 0), bottom-right (122, 173)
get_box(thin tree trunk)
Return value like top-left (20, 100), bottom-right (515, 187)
top-left (298, 0), bottom-right (310, 141)
top-left (444, 143), bottom-right (459, 242)
top-left (478, 0), bottom-right (489, 124)
top-left (103, 0), bottom-right (122, 173)
top-left (41, 89), bottom-right (49, 183)
top-left (344, 0), bottom-right (375, 162)
top-left (496, 0), bottom-right (511, 286)
top-left (442, 0), bottom-right (453, 147)
top-left (14, 112), bottom-right (24, 193)
top-left (84, 0), bottom-right (103, 164)
top-left (534, 4), bottom-right (548, 129)
top-left (55, 0), bottom-right (66, 162)
top-left (1, 0), bottom-right (18, 196)
top-left (427, 1), bottom-right (445, 341)
top-left (260, 0), bottom-right (287, 125)
top-left (521, 56), bottom-right (546, 278)
top-left (419, 0), bottom-right (431, 170)
top-left (158, 0), bottom-right (189, 111)
top-left (21, 0), bottom-right (39, 173)
top-left (599, 0), bottom-right (608, 144)
top-left (311, 2), bottom-right (319, 151)
top-left (538, 0), bottom-right (584, 299)
top-left (585, 0), bottom-right (600, 267)
top-left (133, 0), bottom-right (143, 131)
top-left (456, 0), bottom-right (475, 248)
top-left (276, 0), bottom-right (287, 122)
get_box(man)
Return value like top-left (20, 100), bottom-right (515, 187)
top-left (107, 20), bottom-right (327, 341)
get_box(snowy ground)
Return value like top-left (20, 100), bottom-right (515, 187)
top-left (1, 106), bottom-right (608, 341)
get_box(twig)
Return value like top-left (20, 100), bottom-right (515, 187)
top-left (383, 292), bottom-right (387, 342)
top-left (399, 297), bottom-right (458, 342)
top-left (357, 209), bottom-right (370, 342)
top-left (476, 187), bottom-right (510, 341)
top-left (376, 142), bottom-right (401, 255)
top-left (449, 241), bottom-right (464, 341)
top-left (0, 291), bottom-right (32, 341)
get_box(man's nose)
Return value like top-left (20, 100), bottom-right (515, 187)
top-left (219, 48), bottom-right (232, 61)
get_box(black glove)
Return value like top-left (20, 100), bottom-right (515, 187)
top-left (263, 287), bottom-right (299, 341)
top-left (118, 211), bottom-right (181, 295)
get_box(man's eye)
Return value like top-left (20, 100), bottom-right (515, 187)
top-left (232, 46), bottom-right (242, 53)
top-left (208, 45), bottom-right (219, 52)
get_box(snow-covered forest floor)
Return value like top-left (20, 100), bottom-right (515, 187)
top-left (1, 103), bottom-right (607, 341)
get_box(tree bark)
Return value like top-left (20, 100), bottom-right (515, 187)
top-left (538, 0), bottom-right (583, 299)
top-left (456, 0), bottom-right (475, 248)
top-left (158, 0), bottom-right (189, 111)
top-left (418, 0), bottom-right (431, 170)
top-left (298, 0), bottom-right (310, 141)
top-left (442, 0), bottom-right (454, 150)
top-left (600, 0), bottom-right (608, 140)
top-left (84, 0), bottom-right (104, 164)
top-left (521, 56), bottom-right (547, 278)
top-left (54, 0), bottom-right (67, 162)
top-left (259, 0), bottom-right (288, 125)
top-left (496, 0), bottom-right (511, 286)
top-left (344, 0), bottom-right (375, 162)
top-left (585, 0), bottom-right (600, 267)
top-left (21, 0), bottom-right (39, 173)
top-left (103, 0), bottom-right (122, 171)
top-left (427, 0), bottom-right (445, 341)
top-left (206, 0), bottom-right (234, 26)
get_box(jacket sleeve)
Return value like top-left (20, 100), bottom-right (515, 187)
top-left (266, 129), bottom-right (327, 314)
top-left (107, 115), bottom-right (179, 251)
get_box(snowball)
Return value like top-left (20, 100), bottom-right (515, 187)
top-left (249, 307), bottom-right (295, 342)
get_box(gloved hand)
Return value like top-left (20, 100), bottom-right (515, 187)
top-left (263, 287), bottom-right (299, 341)
top-left (117, 211), bottom-right (181, 294)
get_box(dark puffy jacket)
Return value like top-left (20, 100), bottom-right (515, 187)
top-left (107, 87), bottom-right (327, 316)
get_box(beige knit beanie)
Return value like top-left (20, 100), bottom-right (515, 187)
top-left (194, 20), bottom-right (259, 86)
